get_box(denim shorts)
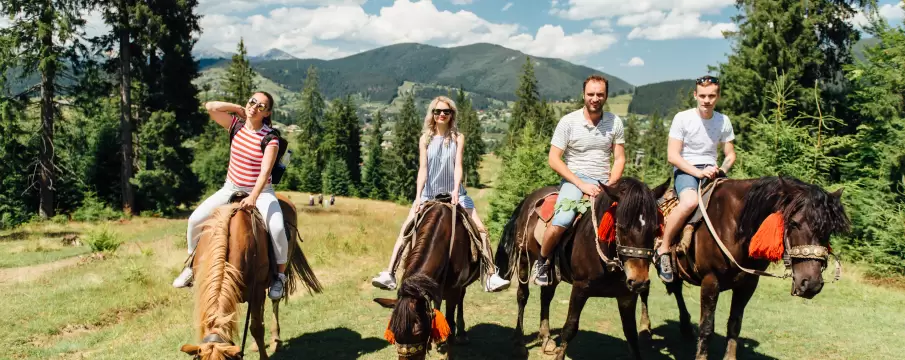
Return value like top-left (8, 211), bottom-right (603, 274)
top-left (674, 164), bottom-right (712, 194)
top-left (551, 172), bottom-right (604, 228)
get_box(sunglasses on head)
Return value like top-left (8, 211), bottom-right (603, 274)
top-left (432, 109), bottom-right (454, 115)
top-left (247, 97), bottom-right (268, 111)
top-left (696, 76), bottom-right (719, 85)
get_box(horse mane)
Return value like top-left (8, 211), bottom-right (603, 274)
top-left (388, 274), bottom-right (439, 340)
top-left (737, 176), bottom-right (851, 243)
top-left (194, 203), bottom-right (245, 345)
top-left (603, 177), bottom-right (661, 236)
top-left (401, 203), bottom-right (448, 276)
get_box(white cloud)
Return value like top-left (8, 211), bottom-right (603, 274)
top-left (199, 0), bottom-right (367, 14)
top-left (623, 57), bottom-right (644, 67)
top-left (626, 11), bottom-right (736, 40)
top-left (451, 0), bottom-right (474, 4)
top-left (852, 2), bottom-right (904, 28)
top-left (197, 0), bottom-right (618, 62)
top-left (502, 2), bottom-right (513, 11)
top-left (590, 19), bottom-right (612, 32)
top-left (616, 11), bottom-right (666, 27)
top-left (551, 0), bottom-right (734, 21)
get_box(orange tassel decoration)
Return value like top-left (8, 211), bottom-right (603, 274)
top-left (384, 309), bottom-right (451, 344)
top-left (431, 309), bottom-right (451, 343)
top-left (749, 212), bottom-right (785, 262)
top-left (596, 202), bottom-right (619, 243)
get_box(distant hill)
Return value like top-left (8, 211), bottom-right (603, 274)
top-left (628, 79), bottom-right (694, 116)
top-left (251, 48), bottom-right (297, 62)
top-left (197, 42), bottom-right (634, 107)
top-left (852, 37), bottom-right (880, 63)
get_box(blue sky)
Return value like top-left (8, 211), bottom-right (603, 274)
top-left (188, 0), bottom-right (904, 86)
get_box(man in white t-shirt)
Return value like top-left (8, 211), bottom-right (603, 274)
top-left (655, 75), bottom-right (736, 283)
top-left (533, 74), bottom-right (626, 286)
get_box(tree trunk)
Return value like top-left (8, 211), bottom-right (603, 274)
top-left (38, 6), bottom-right (55, 219)
top-left (119, 2), bottom-right (135, 215)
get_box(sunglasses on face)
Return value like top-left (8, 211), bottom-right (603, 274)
top-left (432, 109), bottom-right (454, 116)
top-left (696, 76), bottom-right (719, 85)
top-left (247, 97), bottom-right (268, 111)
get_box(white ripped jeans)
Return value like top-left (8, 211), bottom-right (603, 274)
top-left (186, 181), bottom-right (288, 264)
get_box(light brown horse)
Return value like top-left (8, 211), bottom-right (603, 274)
top-left (179, 192), bottom-right (322, 360)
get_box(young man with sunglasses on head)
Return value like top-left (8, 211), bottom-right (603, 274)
top-left (533, 74), bottom-right (626, 286)
top-left (654, 75), bottom-right (736, 283)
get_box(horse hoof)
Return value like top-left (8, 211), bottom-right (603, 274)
top-left (639, 329), bottom-right (652, 340)
top-left (513, 345), bottom-right (529, 357)
top-left (553, 347), bottom-right (566, 360)
top-left (271, 340), bottom-right (282, 352)
top-left (542, 339), bottom-right (557, 355)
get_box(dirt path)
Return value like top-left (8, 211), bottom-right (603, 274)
top-left (0, 256), bottom-right (84, 285)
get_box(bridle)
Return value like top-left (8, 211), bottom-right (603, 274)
top-left (589, 197), bottom-right (656, 273)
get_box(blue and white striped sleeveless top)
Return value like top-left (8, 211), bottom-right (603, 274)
top-left (420, 135), bottom-right (474, 209)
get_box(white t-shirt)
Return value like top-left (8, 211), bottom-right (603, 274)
top-left (550, 109), bottom-right (625, 181)
top-left (668, 108), bottom-right (735, 166)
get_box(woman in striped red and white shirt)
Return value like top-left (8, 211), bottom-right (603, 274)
top-left (172, 91), bottom-right (290, 300)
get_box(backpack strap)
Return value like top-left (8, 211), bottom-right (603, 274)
top-left (261, 128), bottom-right (288, 161)
top-left (229, 117), bottom-right (244, 143)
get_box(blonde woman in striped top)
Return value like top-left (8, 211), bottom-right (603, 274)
top-left (371, 96), bottom-right (510, 292)
top-left (172, 91), bottom-right (290, 300)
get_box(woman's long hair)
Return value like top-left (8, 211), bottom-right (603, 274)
top-left (421, 96), bottom-right (459, 147)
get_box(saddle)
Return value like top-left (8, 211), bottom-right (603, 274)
top-left (657, 177), bottom-right (726, 257)
top-left (408, 193), bottom-right (482, 263)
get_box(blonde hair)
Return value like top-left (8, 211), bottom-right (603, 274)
top-left (421, 96), bottom-right (459, 147)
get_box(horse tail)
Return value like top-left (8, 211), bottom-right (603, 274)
top-left (495, 196), bottom-right (527, 280)
top-left (278, 195), bottom-right (323, 298)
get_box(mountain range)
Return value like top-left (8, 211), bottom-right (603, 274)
top-left (194, 42), bottom-right (634, 106)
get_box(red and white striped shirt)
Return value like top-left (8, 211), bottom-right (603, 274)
top-left (227, 117), bottom-right (279, 188)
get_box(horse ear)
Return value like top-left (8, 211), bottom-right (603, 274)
top-left (180, 344), bottom-right (200, 356)
top-left (830, 187), bottom-right (844, 199)
top-left (599, 181), bottom-right (620, 201)
top-left (651, 178), bottom-right (671, 199)
top-left (373, 298), bottom-right (397, 309)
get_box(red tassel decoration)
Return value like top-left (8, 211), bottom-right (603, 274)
top-left (749, 212), bottom-right (785, 262)
top-left (596, 202), bottom-right (618, 243)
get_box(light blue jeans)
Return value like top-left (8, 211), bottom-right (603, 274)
top-left (551, 172), bottom-right (605, 228)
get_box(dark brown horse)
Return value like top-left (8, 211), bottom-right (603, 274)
top-left (179, 193), bottom-right (323, 360)
top-left (495, 177), bottom-right (669, 360)
top-left (373, 198), bottom-right (483, 360)
top-left (640, 176), bottom-right (849, 360)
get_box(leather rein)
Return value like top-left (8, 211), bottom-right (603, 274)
top-left (695, 179), bottom-right (842, 281)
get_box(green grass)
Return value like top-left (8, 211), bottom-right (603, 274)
top-left (2, 176), bottom-right (904, 359)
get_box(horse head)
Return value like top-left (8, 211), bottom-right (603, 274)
top-left (180, 333), bottom-right (241, 360)
top-left (598, 177), bottom-right (670, 293)
top-left (374, 274), bottom-right (443, 360)
top-left (778, 178), bottom-right (849, 298)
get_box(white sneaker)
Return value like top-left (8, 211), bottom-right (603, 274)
top-left (485, 271), bottom-right (511, 292)
top-left (173, 267), bottom-right (193, 288)
top-left (371, 271), bottom-right (397, 290)
top-left (269, 273), bottom-right (287, 300)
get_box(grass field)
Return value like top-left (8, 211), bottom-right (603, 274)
top-left (2, 155), bottom-right (904, 359)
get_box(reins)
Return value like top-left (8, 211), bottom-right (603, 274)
top-left (695, 179), bottom-right (842, 281)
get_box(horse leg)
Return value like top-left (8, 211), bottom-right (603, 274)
top-left (538, 282), bottom-right (558, 354)
top-left (270, 299), bottom-right (281, 351)
top-left (445, 294), bottom-right (457, 342)
top-left (671, 279), bottom-right (694, 339)
top-left (724, 276), bottom-right (758, 360)
top-left (455, 288), bottom-right (469, 345)
top-left (513, 276), bottom-right (530, 356)
top-left (618, 294), bottom-right (643, 360)
top-left (554, 285), bottom-right (589, 360)
top-left (250, 292), bottom-right (269, 360)
top-left (639, 287), bottom-right (652, 339)
top-left (695, 274), bottom-right (720, 360)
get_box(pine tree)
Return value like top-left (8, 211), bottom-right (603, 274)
top-left (505, 56), bottom-right (541, 150)
top-left (0, 95), bottom-right (37, 228)
top-left (386, 91), bottom-right (421, 202)
top-left (361, 111), bottom-right (387, 199)
top-left (342, 95), bottom-right (362, 189)
top-left (0, 0), bottom-right (87, 218)
top-left (321, 155), bottom-right (352, 196)
top-left (223, 38), bottom-right (255, 105)
top-left (716, 0), bottom-right (865, 132)
top-left (455, 88), bottom-right (485, 187)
